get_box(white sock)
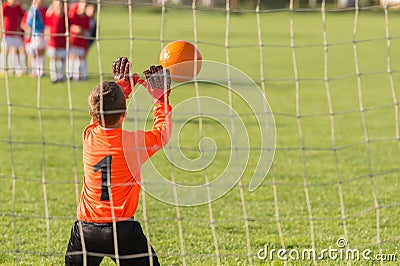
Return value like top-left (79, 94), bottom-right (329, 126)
top-left (0, 50), bottom-right (6, 72)
top-left (38, 56), bottom-right (44, 76)
top-left (79, 59), bottom-right (87, 80)
top-left (67, 57), bottom-right (73, 78)
top-left (59, 58), bottom-right (65, 80)
top-left (10, 53), bottom-right (22, 76)
top-left (19, 53), bottom-right (27, 73)
top-left (49, 58), bottom-right (57, 81)
top-left (31, 57), bottom-right (38, 76)
top-left (73, 58), bottom-right (80, 81)
top-left (7, 53), bottom-right (15, 74)
top-left (55, 58), bottom-right (65, 80)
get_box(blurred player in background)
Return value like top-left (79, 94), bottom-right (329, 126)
top-left (20, 8), bottom-right (32, 74)
top-left (65, 57), bottom-right (172, 266)
top-left (21, 1), bottom-right (46, 76)
top-left (68, 0), bottom-right (89, 81)
top-left (83, 2), bottom-right (96, 79)
top-left (0, 0), bottom-right (25, 76)
top-left (85, 3), bottom-right (96, 49)
top-left (45, 0), bottom-right (66, 82)
top-left (26, 0), bottom-right (47, 77)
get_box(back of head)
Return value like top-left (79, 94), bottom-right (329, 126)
top-left (88, 81), bottom-right (126, 128)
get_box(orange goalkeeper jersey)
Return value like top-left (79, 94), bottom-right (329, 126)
top-left (78, 102), bottom-right (172, 223)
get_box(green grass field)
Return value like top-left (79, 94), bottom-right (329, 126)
top-left (1, 5), bottom-right (400, 265)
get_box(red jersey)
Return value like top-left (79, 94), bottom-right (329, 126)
top-left (78, 103), bottom-right (172, 223)
top-left (68, 4), bottom-right (89, 48)
top-left (45, 12), bottom-right (66, 48)
top-left (2, 2), bottom-right (23, 36)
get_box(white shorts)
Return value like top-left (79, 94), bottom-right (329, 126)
top-left (1, 35), bottom-right (23, 50)
top-left (69, 46), bottom-right (86, 57)
top-left (47, 47), bottom-right (67, 58)
top-left (29, 35), bottom-right (46, 50)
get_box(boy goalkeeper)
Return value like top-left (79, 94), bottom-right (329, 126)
top-left (65, 57), bottom-right (172, 266)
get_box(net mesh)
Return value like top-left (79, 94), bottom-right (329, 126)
top-left (1, 0), bottom-right (399, 264)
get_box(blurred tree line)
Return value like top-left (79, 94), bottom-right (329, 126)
top-left (16, 0), bottom-right (382, 10)
top-left (198, 0), bottom-right (380, 9)
top-left (153, 0), bottom-right (381, 10)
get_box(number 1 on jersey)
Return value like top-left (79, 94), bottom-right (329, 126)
top-left (93, 155), bottom-right (112, 201)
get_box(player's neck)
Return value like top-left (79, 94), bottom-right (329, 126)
top-left (99, 124), bottom-right (122, 130)
top-left (99, 119), bottom-right (123, 130)
top-left (99, 125), bottom-right (121, 130)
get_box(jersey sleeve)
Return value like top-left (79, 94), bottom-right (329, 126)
top-left (0, 5), bottom-right (4, 33)
top-left (144, 102), bottom-right (172, 158)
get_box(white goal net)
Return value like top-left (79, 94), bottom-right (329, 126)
top-left (1, 0), bottom-right (399, 265)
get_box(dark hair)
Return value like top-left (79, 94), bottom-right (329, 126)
top-left (88, 81), bottom-right (126, 127)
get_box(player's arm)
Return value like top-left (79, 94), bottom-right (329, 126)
top-left (21, 17), bottom-right (31, 41)
top-left (0, 5), bottom-right (4, 39)
top-left (44, 5), bottom-right (53, 39)
top-left (144, 101), bottom-right (172, 157)
top-left (20, 12), bottom-right (28, 32)
top-left (45, 2), bottom-right (54, 18)
top-left (141, 65), bottom-right (172, 156)
top-left (17, 9), bottom-right (24, 32)
top-left (44, 16), bottom-right (50, 42)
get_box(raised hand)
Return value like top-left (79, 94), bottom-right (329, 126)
top-left (112, 56), bottom-right (133, 99)
top-left (142, 65), bottom-right (171, 104)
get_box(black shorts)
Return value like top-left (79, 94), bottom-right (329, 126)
top-left (65, 219), bottom-right (160, 266)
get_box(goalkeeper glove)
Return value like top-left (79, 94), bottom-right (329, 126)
top-left (142, 65), bottom-right (171, 104)
top-left (112, 56), bottom-right (140, 99)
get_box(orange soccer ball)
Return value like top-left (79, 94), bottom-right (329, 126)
top-left (159, 40), bottom-right (202, 82)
